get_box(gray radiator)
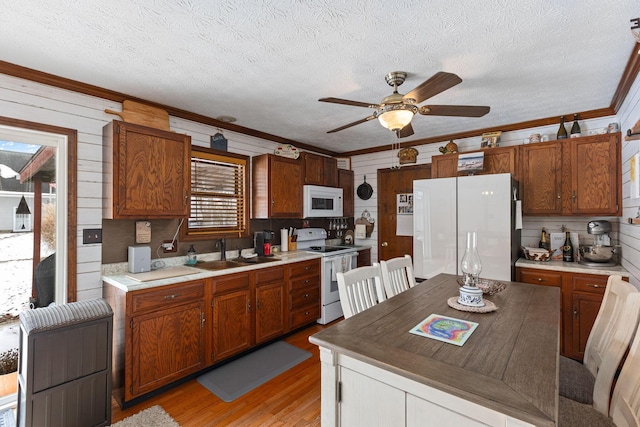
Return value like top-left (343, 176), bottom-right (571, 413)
top-left (17, 299), bottom-right (113, 427)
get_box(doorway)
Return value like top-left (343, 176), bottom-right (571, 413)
top-left (377, 164), bottom-right (431, 261)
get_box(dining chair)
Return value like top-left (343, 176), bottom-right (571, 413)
top-left (337, 264), bottom-right (386, 319)
top-left (379, 255), bottom-right (417, 298)
top-left (559, 297), bottom-right (640, 426)
top-left (559, 275), bottom-right (640, 416)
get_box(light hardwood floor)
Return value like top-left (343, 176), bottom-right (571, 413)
top-left (111, 321), bottom-right (334, 426)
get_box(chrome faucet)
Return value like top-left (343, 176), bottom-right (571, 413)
top-left (218, 238), bottom-right (226, 260)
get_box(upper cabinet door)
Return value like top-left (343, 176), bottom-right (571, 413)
top-left (522, 142), bottom-right (563, 215)
top-left (569, 133), bottom-right (620, 215)
top-left (104, 121), bottom-right (191, 218)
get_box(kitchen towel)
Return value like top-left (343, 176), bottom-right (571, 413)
top-left (515, 200), bottom-right (523, 230)
top-left (331, 255), bottom-right (353, 281)
top-left (280, 228), bottom-right (288, 252)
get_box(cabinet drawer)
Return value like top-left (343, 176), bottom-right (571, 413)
top-left (571, 274), bottom-right (608, 294)
top-left (290, 286), bottom-right (320, 309)
top-left (290, 305), bottom-right (320, 329)
top-left (131, 281), bottom-right (204, 314)
top-left (289, 259), bottom-right (320, 278)
top-left (290, 274), bottom-right (320, 292)
top-left (519, 269), bottom-right (562, 287)
top-left (255, 266), bottom-right (284, 284)
top-left (213, 273), bottom-right (250, 294)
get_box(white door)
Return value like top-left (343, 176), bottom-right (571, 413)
top-left (457, 174), bottom-right (513, 281)
top-left (413, 178), bottom-right (457, 279)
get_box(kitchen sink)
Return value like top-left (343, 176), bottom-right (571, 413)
top-left (193, 256), bottom-right (278, 271)
top-left (193, 260), bottom-right (247, 270)
top-left (235, 256), bottom-right (278, 264)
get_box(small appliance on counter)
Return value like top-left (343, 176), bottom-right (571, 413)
top-left (579, 220), bottom-right (617, 267)
top-left (128, 245), bottom-right (151, 273)
top-left (254, 230), bottom-right (275, 256)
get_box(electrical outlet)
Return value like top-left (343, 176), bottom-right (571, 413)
top-left (83, 228), bottom-right (102, 244)
top-left (162, 240), bottom-right (177, 253)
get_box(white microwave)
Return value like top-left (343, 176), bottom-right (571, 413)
top-left (303, 185), bottom-right (343, 218)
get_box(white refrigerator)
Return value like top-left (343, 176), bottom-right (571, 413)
top-left (413, 173), bottom-right (521, 281)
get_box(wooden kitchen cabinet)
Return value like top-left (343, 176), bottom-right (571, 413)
top-left (517, 267), bottom-right (624, 360)
top-left (126, 281), bottom-right (206, 402)
top-left (302, 152), bottom-right (339, 187)
top-left (254, 267), bottom-right (286, 344)
top-left (211, 266), bottom-right (286, 362)
top-left (338, 169), bottom-right (354, 217)
top-left (286, 259), bottom-right (321, 330)
top-left (357, 247), bottom-right (371, 267)
top-left (252, 154), bottom-right (303, 218)
top-left (103, 120), bottom-right (191, 219)
top-left (211, 273), bottom-right (252, 362)
top-left (431, 146), bottom-right (519, 179)
top-left (521, 133), bottom-right (621, 216)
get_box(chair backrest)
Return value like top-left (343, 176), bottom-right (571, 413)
top-left (609, 304), bottom-right (640, 427)
top-left (379, 255), bottom-right (417, 298)
top-left (337, 264), bottom-right (386, 319)
top-left (587, 276), bottom-right (640, 415)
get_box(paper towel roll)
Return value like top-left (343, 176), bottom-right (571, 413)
top-left (280, 228), bottom-right (288, 252)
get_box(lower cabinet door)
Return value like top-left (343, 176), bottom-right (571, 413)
top-left (339, 367), bottom-right (405, 426)
top-left (130, 301), bottom-right (205, 399)
top-left (571, 292), bottom-right (604, 360)
top-left (212, 289), bottom-right (252, 362)
top-left (255, 281), bottom-right (285, 344)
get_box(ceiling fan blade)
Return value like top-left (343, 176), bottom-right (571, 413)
top-left (419, 105), bottom-right (490, 117)
top-left (327, 115), bottom-right (377, 133)
top-left (396, 122), bottom-right (414, 138)
top-left (403, 72), bottom-right (463, 104)
top-left (319, 97), bottom-right (378, 108)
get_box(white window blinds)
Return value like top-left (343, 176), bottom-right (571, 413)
top-left (187, 150), bottom-right (247, 236)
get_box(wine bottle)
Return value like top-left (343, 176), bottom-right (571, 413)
top-left (570, 114), bottom-right (581, 137)
top-left (562, 231), bottom-right (574, 262)
top-left (539, 228), bottom-right (550, 250)
top-left (557, 116), bottom-right (568, 139)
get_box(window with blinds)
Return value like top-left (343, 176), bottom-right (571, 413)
top-left (183, 147), bottom-right (249, 239)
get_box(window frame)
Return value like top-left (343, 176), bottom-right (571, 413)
top-left (181, 146), bottom-right (249, 240)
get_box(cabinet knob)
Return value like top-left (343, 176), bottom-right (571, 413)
top-left (572, 191), bottom-right (577, 202)
top-left (573, 306), bottom-right (578, 317)
top-left (557, 194), bottom-right (561, 199)
top-left (536, 278), bottom-right (546, 282)
top-left (303, 293), bottom-right (309, 298)
top-left (163, 293), bottom-right (181, 299)
top-left (586, 284), bottom-right (605, 289)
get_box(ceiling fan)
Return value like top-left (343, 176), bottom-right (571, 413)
top-left (319, 71), bottom-right (490, 138)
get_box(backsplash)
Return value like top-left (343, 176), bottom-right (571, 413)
top-left (101, 217), bottom-right (355, 264)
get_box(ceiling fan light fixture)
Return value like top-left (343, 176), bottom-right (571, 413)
top-left (377, 104), bottom-right (417, 131)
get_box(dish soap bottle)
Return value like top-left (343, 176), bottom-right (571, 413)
top-left (187, 244), bottom-right (197, 265)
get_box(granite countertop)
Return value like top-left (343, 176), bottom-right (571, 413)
top-left (102, 250), bottom-right (322, 292)
top-left (516, 258), bottom-right (630, 277)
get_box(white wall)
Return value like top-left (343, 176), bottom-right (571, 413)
top-left (616, 69), bottom-right (640, 287)
top-left (0, 74), bottom-right (286, 301)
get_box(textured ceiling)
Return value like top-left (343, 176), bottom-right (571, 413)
top-left (0, 0), bottom-right (638, 153)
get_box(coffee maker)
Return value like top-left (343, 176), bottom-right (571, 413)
top-left (254, 230), bottom-right (275, 256)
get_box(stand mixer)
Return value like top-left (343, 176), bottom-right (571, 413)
top-left (579, 220), bottom-right (617, 267)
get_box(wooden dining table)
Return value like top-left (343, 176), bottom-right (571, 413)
top-left (309, 273), bottom-right (560, 427)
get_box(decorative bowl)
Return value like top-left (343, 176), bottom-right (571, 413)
top-left (521, 246), bottom-right (554, 262)
top-left (456, 277), bottom-right (507, 295)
